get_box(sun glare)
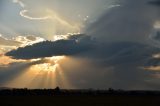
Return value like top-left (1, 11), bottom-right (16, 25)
top-left (30, 56), bottom-right (64, 72)
top-left (42, 9), bottom-right (81, 40)
top-left (31, 63), bottom-right (58, 72)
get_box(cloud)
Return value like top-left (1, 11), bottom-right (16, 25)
top-left (107, 4), bottom-right (121, 9)
top-left (148, 0), bottom-right (160, 6)
top-left (6, 34), bottom-right (93, 59)
top-left (0, 34), bottom-right (21, 46)
top-left (13, 0), bottom-right (50, 21)
top-left (51, 41), bottom-right (160, 89)
top-left (150, 29), bottom-right (160, 45)
top-left (20, 10), bottom-right (50, 20)
top-left (13, 35), bottom-right (45, 46)
top-left (0, 34), bottom-right (45, 57)
top-left (0, 34), bottom-right (44, 47)
top-left (85, 0), bottom-right (160, 45)
top-left (13, 0), bottom-right (25, 8)
top-left (26, 35), bottom-right (37, 41)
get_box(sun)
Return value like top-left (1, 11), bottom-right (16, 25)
top-left (31, 63), bottom-right (58, 72)
top-left (30, 56), bottom-right (64, 72)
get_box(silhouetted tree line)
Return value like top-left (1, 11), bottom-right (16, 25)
top-left (0, 87), bottom-right (160, 96)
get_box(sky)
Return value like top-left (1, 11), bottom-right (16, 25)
top-left (0, 0), bottom-right (160, 90)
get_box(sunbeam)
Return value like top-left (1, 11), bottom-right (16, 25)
top-left (4, 56), bottom-right (73, 89)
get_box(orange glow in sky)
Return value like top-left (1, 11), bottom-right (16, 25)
top-left (0, 55), bottom-right (26, 65)
top-left (4, 56), bottom-right (74, 88)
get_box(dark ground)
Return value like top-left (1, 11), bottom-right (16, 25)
top-left (0, 88), bottom-right (160, 106)
top-left (1, 95), bottom-right (160, 106)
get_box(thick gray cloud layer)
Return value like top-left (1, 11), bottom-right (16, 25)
top-left (149, 0), bottom-right (160, 6)
top-left (85, 0), bottom-right (160, 44)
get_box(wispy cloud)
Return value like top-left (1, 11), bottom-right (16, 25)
top-left (13, 0), bottom-right (25, 8)
top-left (19, 10), bottom-right (50, 20)
top-left (13, 0), bottom-right (50, 20)
top-left (0, 34), bottom-right (45, 59)
top-left (0, 34), bottom-right (21, 46)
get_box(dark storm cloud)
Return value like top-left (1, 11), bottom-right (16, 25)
top-left (85, 0), bottom-right (160, 44)
top-left (55, 41), bottom-right (160, 89)
top-left (149, 0), bottom-right (160, 6)
top-left (6, 34), bottom-right (94, 59)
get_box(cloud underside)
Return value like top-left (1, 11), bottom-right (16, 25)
top-left (6, 34), bottom-right (93, 59)
top-left (5, 34), bottom-right (160, 68)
